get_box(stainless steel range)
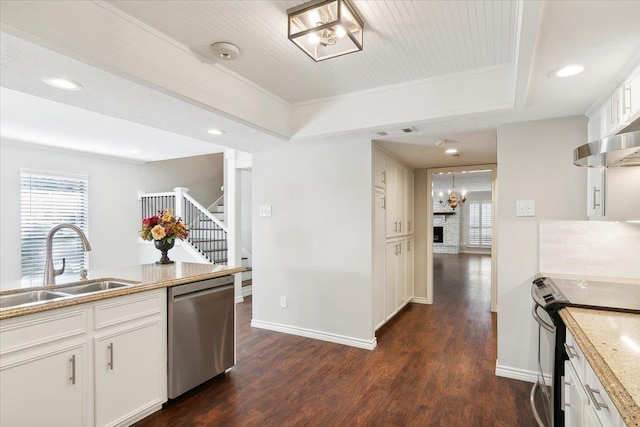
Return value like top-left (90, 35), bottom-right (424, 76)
top-left (529, 275), bottom-right (640, 427)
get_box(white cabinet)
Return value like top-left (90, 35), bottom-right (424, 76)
top-left (1, 342), bottom-right (88, 427)
top-left (373, 147), bottom-right (386, 189)
top-left (93, 291), bottom-right (166, 427)
top-left (385, 159), bottom-right (399, 238)
top-left (373, 189), bottom-right (386, 329)
top-left (622, 65), bottom-right (640, 124)
top-left (385, 241), bottom-right (399, 320)
top-left (405, 237), bottom-right (414, 304)
top-left (564, 330), bottom-right (624, 427)
top-left (0, 289), bottom-right (167, 427)
top-left (384, 157), bottom-right (413, 238)
top-left (586, 168), bottom-right (606, 217)
top-left (405, 169), bottom-right (414, 234)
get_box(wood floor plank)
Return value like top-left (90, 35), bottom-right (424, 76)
top-left (134, 253), bottom-right (536, 427)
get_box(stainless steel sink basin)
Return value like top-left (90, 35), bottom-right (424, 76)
top-left (56, 280), bottom-right (132, 295)
top-left (0, 290), bottom-right (68, 309)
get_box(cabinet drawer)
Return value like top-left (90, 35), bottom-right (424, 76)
top-left (584, 364), bottom-right (622, 427)
top-left (565, 329), bottom-right (586, 379)
top-left (94, 290), bottom-right (164, 330)
top-left (0, 309), bottom-right (87, 355)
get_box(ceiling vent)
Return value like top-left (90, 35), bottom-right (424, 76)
top-left (376, 127), bottom-right (417, 137)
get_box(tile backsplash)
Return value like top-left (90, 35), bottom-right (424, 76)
top-left (539, 221), bottom-right (640, 279)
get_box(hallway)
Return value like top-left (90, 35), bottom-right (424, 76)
top-left (135, 254), bottom-right (536, 426)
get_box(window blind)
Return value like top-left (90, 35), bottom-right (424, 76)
top-left (20, 170), bottom-right (89, 280)
top-left (468, 201), bottom-right (492, 246)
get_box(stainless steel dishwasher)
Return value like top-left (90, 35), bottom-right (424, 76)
top-left (168, 275), bottom-right (235, 399)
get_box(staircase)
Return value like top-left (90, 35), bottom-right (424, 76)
top-left (139, 187), bottom-right (252, 292)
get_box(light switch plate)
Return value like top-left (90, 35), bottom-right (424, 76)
top-left (259, 205), bottom-right (272, 217)
top-left (516, 200), bottom-right (535, 217)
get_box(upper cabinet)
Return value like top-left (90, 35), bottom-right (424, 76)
top-left (373, 147), bottom-right (386, 189)
top-left (589, 63), bottom-right (640, 141)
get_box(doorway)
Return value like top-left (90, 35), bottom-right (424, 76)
top-left (425, 165), bottom-right (497, 311)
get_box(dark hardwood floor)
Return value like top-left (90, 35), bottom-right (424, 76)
top-left (134, 253), bottom-right (536, 427)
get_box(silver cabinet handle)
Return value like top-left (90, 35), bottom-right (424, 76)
top-left (585, 384), bottom-right (608, 410)
top-left (70, 354), bottom-right (76, 385)
top-left (564, 343), bottom-right (578, 359)
top-left (108, 343), bottom-right (114, 370)
top-left (394, 244), bottom-right (398, 255)
top-left (398, 242), bottom-right (402, 255)
top-left (562, 375), bottom-right (570, 410)
top-left (593, 187), bottom-right (600, 209)
top-left (624, 86), bottom-right (632, 114)
top-left (382, 197), bottom-right (385, 209)
top-left (382, 170), bottom-right (386, 184)
top-left (398, 221), bottom-right (402, 232)
top-left (394, 221), bottom-right (398, 232)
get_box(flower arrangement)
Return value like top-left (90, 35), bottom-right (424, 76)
top-left (140, 209), bottom-right (188, 243)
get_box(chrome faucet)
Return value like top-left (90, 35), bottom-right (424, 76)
top-left (43, 224), bottom-right (92, 286)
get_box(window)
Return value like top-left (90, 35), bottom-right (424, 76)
top-left (20, 170), bottom-right (89, 281)
top-left (468, 201), bottom-right (492, 246)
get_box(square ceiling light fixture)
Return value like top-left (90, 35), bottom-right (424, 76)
top-left (287, 0), bottom-right (364, 62)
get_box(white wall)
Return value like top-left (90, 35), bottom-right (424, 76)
top-left (240, 170), bottom-right (252, 255)
top-left (495, 116), bottom-right (587, 380)
top-left (251, 140), bottom-right (375, 348)
top-left (0, 139), bottom-right (223, 286)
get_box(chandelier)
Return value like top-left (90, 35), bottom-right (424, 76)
top-left (439, 173), bottom-right (467, 210)
top-left (287, 0), bottom-right (364, 62)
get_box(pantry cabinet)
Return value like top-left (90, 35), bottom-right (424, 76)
top-left (0, 289), bottom-right (167, 427)
top-left (373, 146), bottom-right (415, 330)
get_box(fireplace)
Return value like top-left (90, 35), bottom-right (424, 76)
top-left (433, 226), bottom-right (444, 243)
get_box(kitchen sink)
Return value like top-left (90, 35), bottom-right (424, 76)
top-left (0, 290), bottom-right (68, 309)
top-left (56, 280), bottom-right (133, 295)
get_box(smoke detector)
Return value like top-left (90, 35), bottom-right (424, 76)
top-left (210, 42), bottom-right (240, 60)
top-left (435, 139), bottom-right (447, 147)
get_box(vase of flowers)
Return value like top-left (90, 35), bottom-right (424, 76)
top-left (140, 209), bottom-right (188, 264)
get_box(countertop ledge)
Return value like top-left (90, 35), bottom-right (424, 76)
top-left (560, 307), bottom-right (640, 427)
top-left (0, 262), bottom-right (246, 321)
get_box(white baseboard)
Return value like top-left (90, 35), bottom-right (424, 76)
top-left (411, 297), bottom-right (429, 304)
top-left (495, 361), bottom-right (550, 385)
top-left (235, 296), bottom-right (244, 304)
top-left (251, 319), bottom-right (377, 351)
top-left (241, 285), bottom-right (252, 297)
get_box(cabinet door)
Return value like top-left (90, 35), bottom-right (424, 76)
top-left (587, 168), bottom-right (606, 217)
top-left (95, 320), bottom-right (164, 427)
top-left (405, 238), bottom-right (414, 304)
top-left (373, 190), bottom-right (386, 329)
top-left (385, 241), bottom-right (398, 320)
top-left (564, 361), bottom-right (585, 427)
top-left (0, 344), bottom-right (86, 427)
top-left (625, 68), bottom-right (640, 121)
top-left (385, 160), bottom-right (399, 238)
top-left (396, 240), bottom-right (406, 309)
top-left (373, 148), bottom-right (386, 189)
top-left (405, 169), bottom-right (414, 234)
top-left (396, 167), bottom-right (406, 235)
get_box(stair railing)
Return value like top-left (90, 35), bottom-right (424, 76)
top-left (139, 187), bottom-right (228, 264)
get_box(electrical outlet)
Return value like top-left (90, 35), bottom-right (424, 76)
top-left (280, 296), bottom-right (287, 309)
top-left (516, 200), bottom-right (536, 217)
top-left (259, 205), bottom-right (272, 217)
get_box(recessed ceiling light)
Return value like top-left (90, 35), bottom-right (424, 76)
top-left (445, 148), bottom-right (458, 154)
top-left (207, 129), bottom-right (225, 135)
top-left (435, 139), bottom-right (447, 147)
top-left (42, 77), bottom-right (83, 91)
top-left (551, 64), bottom-right (585, 78)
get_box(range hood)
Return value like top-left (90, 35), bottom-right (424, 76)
top-left (574, 130), bottom-right (640, 167)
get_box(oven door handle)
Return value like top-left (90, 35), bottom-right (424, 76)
top-left (532, 303), bottom-right (555, 333)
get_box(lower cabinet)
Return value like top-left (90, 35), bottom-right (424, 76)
top-left (1, 341), bottom-right (88, 426)
top-left (382, 239), bottom-right (413, 324)
top-left (0, 289), bottom-right (167, 427)
top-left (564, 330), bottom-right (624, 427)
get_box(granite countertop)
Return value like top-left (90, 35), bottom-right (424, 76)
top-left (560, 307), bottom-right (640, 427)
top-left (0, 262), bottom-right (246, 320)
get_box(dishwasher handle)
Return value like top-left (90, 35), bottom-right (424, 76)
top-left (169, 276), bottom-right (234, 298)
top-left (171, 284), bottom-right (234, 302)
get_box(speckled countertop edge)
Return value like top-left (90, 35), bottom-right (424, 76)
top-left (0, 264), bottom-right (246, 321)
top-left (560, 308), bottom-right (640, 427)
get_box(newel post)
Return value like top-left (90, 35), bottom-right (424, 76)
top-left (173, 187), bottom-right (189, 219)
